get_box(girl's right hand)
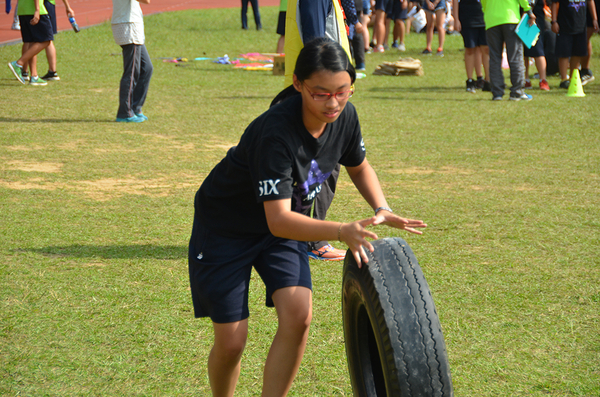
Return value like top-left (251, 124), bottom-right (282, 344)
top-left (339, 218), bottom-right (379, 267)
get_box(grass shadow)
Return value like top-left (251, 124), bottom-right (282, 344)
top-left (20, 244), bottom-right (186, 260)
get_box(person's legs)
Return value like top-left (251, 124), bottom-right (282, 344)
top-left (132, 44), bottom-right (153, 116)
top-left (486, 25), bottom-right (505, 98)
top-left (481, 45), bottom-right (490, 80)
top-left (569, 56), bottom-right (582, 78)
top-left (558, 57), bottom-right (570, 81)
top-left (374, 9), bottom-right (387, 50)
top-left (250, 0), bottom-right (262, 29)
top-left (534, 56), bottom-right (547, 80)
top-left (117, 44), bottom-right (141, 119)
top-left (241, 0), bottom-right (249, 29)
top-left (503, 24), bottom-right (525, 97)
top-left (425, 11), bottom-right (434, 51)
top-left (209, 320), bottom-right (249, 397)
top-left (18, 41), bottom-right (50, 76)
top-left (395, 19), bottom-right (406, 45)
top-left (361, 13), bottom-right (371, 51)
top-left (473, 47), bottom-right (483, 78)
top-left (435, 8), bottom-right (445, 51)
top-left (45, 41), bottom-right (57, 72)
top-left (262, 286), bottom-right (312, 397)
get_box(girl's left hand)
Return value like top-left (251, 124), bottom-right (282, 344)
top-left (372, 210), bottom-right (427, 234)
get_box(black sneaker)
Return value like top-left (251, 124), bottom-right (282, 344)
top-left (559, 80), bottom-right (570, 89)
top-left (466, 79), bottom-right (476, 93)
top-left (580, 69), bottom-right (594, 86)
top-left (41, 70), bottom-right (60, 81)
top-left (482, 81), bottom-right (492, 91)
top-left (421, 49), bottom-right (432, 55)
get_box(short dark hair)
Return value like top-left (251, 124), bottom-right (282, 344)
top-left (294, 37), bottom-right (356, 84)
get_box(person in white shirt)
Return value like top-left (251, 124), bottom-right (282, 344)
top-left (111, 0), bottom-right (153, 122)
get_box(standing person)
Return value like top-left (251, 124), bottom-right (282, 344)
top-left (390, 0), bottom-right (409, 51)
top-left (111, 0), bottom-right (153, 123)
top-left (241, 0), bottom-right (262, 30)
top-left (580, 0), bottom-right (599, 84)
top-left (550, 0), bottom-right (596, 88)
top-left (276, 0), bottom-right (287, 53)
top-left (422, 0), bottom-right (447, 56)
top-left (188, 37), bottom-right (427, 397)
top-left (341, 0), bottom-right (366, 70)
top-left (372, 0), bottom-right (391, 52)
top-left (581, 0), bottom-right (599, 84)
top-left (481, 0), bottom-right (535, 100)
top-left (40, 0), bottom-right (75, 81)
top-left (453, 0), bottom-right (491, 92)
top-left (7, 0), bottom-right (53, 86)
top-left (523, 0), bottom-right (550, 91)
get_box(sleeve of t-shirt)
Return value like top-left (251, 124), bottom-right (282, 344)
top-left (338, 104), bottom-right (367, 168)
top-left (248, 131), bottom-right (296, 203)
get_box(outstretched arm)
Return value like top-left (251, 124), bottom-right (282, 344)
top-left (345, 158), bottom-right (427, 234)
top-left (264, 199), bottom-right (378, 265)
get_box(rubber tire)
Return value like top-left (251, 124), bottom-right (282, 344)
top-left (342, 237), bottom-right (453, 397)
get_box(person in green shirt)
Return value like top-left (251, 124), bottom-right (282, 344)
top-left (7, 0), bottom-right (54, 85)
top-left (481, 0), bottom-right (536, 100)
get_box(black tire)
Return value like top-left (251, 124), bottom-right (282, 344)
top-left (342, 237), bottom-right (453, 397)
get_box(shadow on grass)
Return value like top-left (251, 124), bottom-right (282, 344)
top-left (0, 117), bottom-right (114, 123)
top-left (21, 244), bottom-right (186, 260)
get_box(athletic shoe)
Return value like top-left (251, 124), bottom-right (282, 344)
top-left (135, 113), bottom-right (148, 121)
top-left (524, 79), bottom-right (532, 89)
top-left (29, 76), bottom-right (48, 86)
top-left (580, 69), bottom-right (594, 86)
top-left (492, 96), bottom-right (503, 101)
top-left (365, 47), bottom-right (372, 55)
top-left (436, 49), bottom-right (444, 57)
top-left (11, 22), bottom-right (20, 30)
top-left (383, 44), bottom-right (389, 51)
top-left (374, 44), bottom-right (385, 53)
top-left (8, 61), bottom-right (25, 84)
top-left (539, 79), bottom-right (550, 91)
top-left (466, 79), bottom-right (476, 94)
top-left (41, 71), bottom-right (60, 81)
top-left (397, 43), bottom-right (406, 51)
top-left (421, 49), bottom-right (432, 55)
top-left (116, 116), bottom-right (145, 123)
top-left (308, 244), bottom-right (346, 261)
top-left (559, 80), bottom-right (570, 89)
top-left (509, 93), bottom-right (532, 101)
top-left (391, 41), bottom-right (400, 49)
top-left (21, 71), bottom-right (30, 82)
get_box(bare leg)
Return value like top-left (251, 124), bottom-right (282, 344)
top-left (262, 286), bottom-right (312, 397)
top-left (208, 320), bottom-right (248, 397)
top-left (361, 14), bottom-right (371, 50)
top-left (559, 57), bottom-right (570, 81)
top-left (18, 41), bottom-right (50, 76)
top-left (481, 45), bottom-right (490, 79)
top-left (276, 35), bottom-right (285, 53)
top-left (465, 47), bottom-right (476, 79)
top-left (45, 41), bottom-right (57, 72)
top-left (535, 56), bottom-right (547, 80)
top-left (569, 56), bottom-right (581, 79)
top-left (374, 9), bottom-right (387, 49)
top-left (425, 11), bottom-right (434, 51)
top-left (435, 8), bottom-right (445, 50)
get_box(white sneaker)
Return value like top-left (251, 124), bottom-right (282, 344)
top-left (398, 43), bottom-right (406, 51)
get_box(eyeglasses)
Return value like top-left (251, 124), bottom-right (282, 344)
top-left (303, 84), bottom-right (354, 101)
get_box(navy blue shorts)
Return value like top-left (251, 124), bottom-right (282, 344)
top-left (375, 0), bottom-right (393, 13)
top-left (555, 30), bottom-right (588, 58)
top-left (188, 222), bottom-right (312, 323)
top-left (277, 11), bottom-right (286, 35)
top-left (389, 0), bottom-right (408, 21)
top-left (19, 15), bottom-right (54, 43)
top-left (44, 0), bottom-right (57, 34)
top-left (362, 0), bottom-right (372, 15)
top-left (461, 26), bottom-right (487, 48)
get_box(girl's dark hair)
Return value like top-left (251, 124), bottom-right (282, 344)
top-left (270, 38), bottom-right (356, 107)
top-left (294, 37), bottom-right (356, 84)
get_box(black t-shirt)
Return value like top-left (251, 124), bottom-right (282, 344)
top-left (551, 0), bottom-right (588, 34)
top-left (195, 95), bottom-right (366, 238)
top-left (458, 0), bottom-right (485, 28)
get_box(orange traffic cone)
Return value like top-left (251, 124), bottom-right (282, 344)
top-left (567, 69), bottom-right (585, 97)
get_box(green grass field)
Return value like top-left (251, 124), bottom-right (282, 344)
top-left (1, 6), bottom-right (599, 396)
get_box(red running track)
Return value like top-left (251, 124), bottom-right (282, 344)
top-left (1, 0), bottom-right (279, 46)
